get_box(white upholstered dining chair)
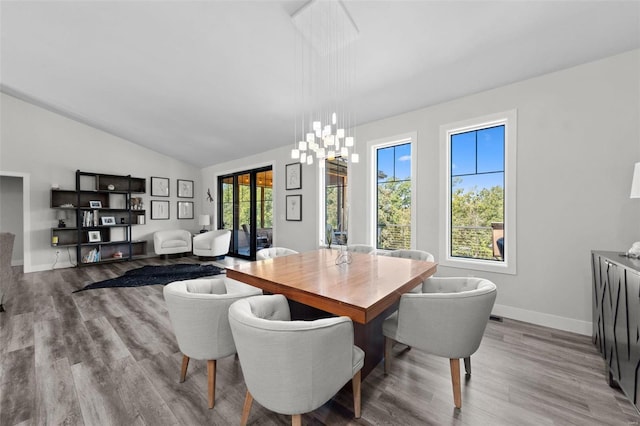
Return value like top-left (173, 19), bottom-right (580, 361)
top-left (383, 276), bottom-right (497, 409)
top-left (346, 244), bottom-right (375, 254)
top-left (229, 294), bottom-right (364, 425)
top-left (255, 247), bottom-right (298, 260)
top-left (163, 277), bottom-right (262, 409)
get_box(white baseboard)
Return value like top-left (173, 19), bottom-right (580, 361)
top-left (493, 303), bottom-right (592, 336)
top-left (31, 260), bottom-right (75, 272)
top-left (11, 259), bottom-right (24, 266)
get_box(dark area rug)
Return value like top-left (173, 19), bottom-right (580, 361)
top-left (74, 263), bottom-right (225, 292)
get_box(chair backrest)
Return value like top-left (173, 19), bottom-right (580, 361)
top-left (255, 247), bottom-right (298, 260)
top-left (163, 278), bottom-right (262, 360)
top-left (395, 277), bottom-right (496, 359)
top-left (388, 249), bottom-right (435, 262)
top-left (347, 244), bottom-right (374, 254)
top-left (229, 294), bottom-right (356, 415)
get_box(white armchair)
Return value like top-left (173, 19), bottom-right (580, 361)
top-left (163, 278), bottom-right (262, 408)
top-left (153, 229), bottom-right (192, 256)
top-left (255, 247), bottom-right (298, 260)
top-left (346, 244), bottom-right (375, 254)
top-left (193, 229), bottom-right (231, 258)
top-left (229, 294), bottom-right (364, 425)
top-left (383, 276), bottom-right (497, 409)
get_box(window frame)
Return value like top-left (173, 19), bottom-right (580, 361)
top-left (368, 132), bottom-right (417, 251)
top-left (440, 110), bottom-right (517, 274)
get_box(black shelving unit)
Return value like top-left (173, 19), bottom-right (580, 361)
top-left (51, 170), bottom-right (147, 266)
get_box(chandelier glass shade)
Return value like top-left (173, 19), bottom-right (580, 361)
top-left (290, 0), bottom-right (359, 167)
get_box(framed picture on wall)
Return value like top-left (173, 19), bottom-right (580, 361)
top-left (177, 201), bottom-right (194, 219)
top-left (177, 179), bottom-right (194, 198)
top-left (151, 176), bottom-right (170, 197)
top-left (151, 200), bottom-right (170, 219)
top-left (285, 163), bottom-right (302, 190)
top-left (286, 194), bottom-right (302, 221)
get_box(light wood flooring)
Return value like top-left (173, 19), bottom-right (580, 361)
top-left (1, 256), bottom-right (638, 425)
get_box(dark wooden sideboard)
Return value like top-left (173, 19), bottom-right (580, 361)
top-left (592, 250), bottom-right (640, 412)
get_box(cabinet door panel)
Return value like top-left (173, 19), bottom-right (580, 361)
top-left (602, 260), bottom-right (620, 379)
top-left (625, 270), bottom-right (640, 407)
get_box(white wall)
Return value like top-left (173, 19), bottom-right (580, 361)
top-left (0, 175), bottom-right (24, 264)
top-left (0, 93), bottom-right (201, 272)
top-left (348, 49), bottom-right (640, 334)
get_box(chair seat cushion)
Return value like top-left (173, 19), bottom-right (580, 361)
top-left (162, 240), bottom-right (189, 249)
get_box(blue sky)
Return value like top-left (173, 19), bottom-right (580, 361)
top-left (377, 142), bottom-right (411, 181)
top-left (451, 125), bottom-right (504, 192)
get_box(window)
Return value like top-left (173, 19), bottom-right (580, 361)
top-left (323, 157), bottom-right (348, 246)
top-left (440, 110), bottom-right (517, 274)
top-left (370, 135), bottom-right (415, 250)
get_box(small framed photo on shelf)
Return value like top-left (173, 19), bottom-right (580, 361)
top-left (177, 179), bottom-right (194, 198)
top-left (89, 200), bottom-right (102, 208)
top-left (286, 194), bottom-right (302, 221)
top-left (151, 176), bottom-right (170, 197)
top-left (88, 231), bottom-right (101, 243)
top-left (285, 163), bottom-right (302, 190)
top-left (100, 216), bottom-right (116, 226)
top-left (151, 200), bottom-right (170, 220)
top-left (177, 201), bottom-right (194, 219)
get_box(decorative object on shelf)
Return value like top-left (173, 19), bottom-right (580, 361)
top-left (52, 236), bottom-right (59, 246)
top-left (151, 200), bottom-right (170, 220)
top-left (51, 183), bottom-right (60, 190)
top-left (630, 162), bottom-right (640, 198)
top-left (131, 197), bottom-right (143, 210)
top-left (151, 176), bottom-right (170, 197)
top-left (289, 0), bottom-right (360, 166)
top-left (56, 210), bottom-right (67, 228)
top-left (89, 200), bottom-right (102, 208)
top-left (286, 194), bottom-right (302, 221)
top-left (120, 218), bottom-right (126, 224)
top-left (101, 216), bottom-right (116, 226)
top-left (88, 231), bottom-right (101, 243)
top-left (198, 214), bottom-right (211, 233)
top-left (177, 179), bottom-right (194, 198)
top-left (107, 184), bottom-right (115, 190)
top-left (177, 201), bottom-right (194, 219)
top-left (60, 203), bottom-right (74, 208)
top-left (285, 162), bottom-right (302, 190)
top-left (113, 251), bottom-right (123, 259)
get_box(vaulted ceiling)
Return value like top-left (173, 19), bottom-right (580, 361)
top-left (2, 1), bottom-right (639, 167)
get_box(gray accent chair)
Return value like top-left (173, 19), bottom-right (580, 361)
top-left (229, 294), bottom-right (365, 425)
top-left (0, 232), bottom-right (15, 312)
top-left (383, 277), bottom-right (497, 409)
top-left (193, 229), bottom-right (231, 259)
top-left (255, 247), bottom-right (298, 260)
top-left (387, 249), bottom-right (436, 292)
top-left (163, 277), bottom-right (262, 409)
top-left (346, 244), bottom-right (375, 254)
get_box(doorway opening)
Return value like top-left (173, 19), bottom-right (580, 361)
top-left (218, 166), bottom-right (273, 260)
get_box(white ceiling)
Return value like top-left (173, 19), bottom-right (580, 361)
top-left (1, 1), bottom-right (639, 167)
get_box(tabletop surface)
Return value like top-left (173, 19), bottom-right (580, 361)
top-left (226, 248), bottom-right (438, 323)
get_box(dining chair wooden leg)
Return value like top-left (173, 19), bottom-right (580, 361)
top-left (384, 336), bottom-right (393, 375)
top-left (463, 356), bottom-right (471, 378)
top-left (180, 355), bottom-right (189, 383)
top-left (207, 359), bottom-right (216, 409)
top-left (291, 414), bottom-right (302, 426)
top-left (240, 391), bottom-right (253, 426)
top-left (450, 358), bottom-right (461, 409)
top-left (353, 370), bottom-right (361, 418)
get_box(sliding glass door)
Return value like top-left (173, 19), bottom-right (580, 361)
top-left (218, 166), bottom-right (272, 259)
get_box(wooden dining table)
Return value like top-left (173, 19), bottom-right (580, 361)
top-left (226, 248), bottom-right (438, 378)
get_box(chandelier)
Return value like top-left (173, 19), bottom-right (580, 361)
top-left (290, 0), bottom-right (359, 167)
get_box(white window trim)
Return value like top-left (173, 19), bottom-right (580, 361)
top-left (368, 132), bottom-right (417, 250)
top-left (439, 110), bottom-right (517, 275)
